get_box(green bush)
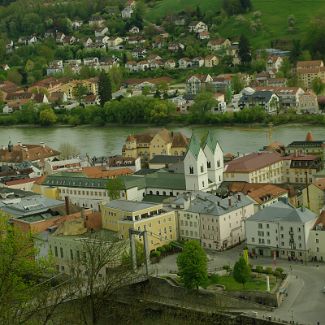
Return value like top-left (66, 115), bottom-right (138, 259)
top-left (255, 265), bottom-right (264, 273)
top-left (157, 246), bottom-right (166, 254)
top-left (150, 250), bottom-right (161, 258)
top-left (265, 267), bottom-right (273, 274)
top-left (209, 274), bottom-right (219, 284)
top-left (275, 267), bottom-right (284, 274)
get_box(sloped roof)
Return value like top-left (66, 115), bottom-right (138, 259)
top-left (187, 135), bottom-right (201, 158)
top-left (171, 132), bottom-right (188, 148)
top-left (225, 152), bottom-right (282, 173)
top-left (247, 201), bottom-right (317, 223)
top-left (204, 131), bottom-right (219, 154)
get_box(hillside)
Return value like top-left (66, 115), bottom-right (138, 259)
top-left (147, 0), bottom-right (325, 47)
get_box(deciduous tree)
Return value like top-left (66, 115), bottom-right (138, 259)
top-left (177, 241), bottom-right (208, 290)
top-left (107, 177), bottom-right (123, 200)
top-left (233, 256), bottom-right (251, 288)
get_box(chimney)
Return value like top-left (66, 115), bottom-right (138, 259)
top-left (237, 194), bottom-right (241, 201)
top-left (64, 196), bottom-right (70, 215)
top-left (228, 198), bottom-right (232, 207)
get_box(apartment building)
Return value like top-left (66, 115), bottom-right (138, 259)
top-left (101, 200), bottom-right (177, 251)
top-left (296, 60), bottom-right (325, 89)
top-left (308, 213), bottom-right (325, 262)
top-left (245, 199), bottom-right (317, 261)
top-left (224, 152), bottom-right (283, 183)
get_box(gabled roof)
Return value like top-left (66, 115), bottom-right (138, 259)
top-left (204, 131), bottom-right (219, 154)
top-left (186, 135), bottom-right (201, 158)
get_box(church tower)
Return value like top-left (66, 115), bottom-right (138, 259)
top-left (203, 131), bottom-right (224, 188)
top-left (184, 135), bottom-right (209, 191)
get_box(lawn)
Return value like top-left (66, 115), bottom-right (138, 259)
top-left (210, 274), bottom-right (277, 292)
top-left (147, 0), bottom-right (325, 47)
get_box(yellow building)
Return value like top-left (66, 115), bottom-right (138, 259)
top-left (58, 78), bottom-right (98, 99)
top-left (122, 129), bottom-right (188, 161)
top-left (101, 200), bottom-right (178, 251)
top-left (32, 180), bottom-right (60, 200)
top-left (302, 179), bottom-right (325, 214)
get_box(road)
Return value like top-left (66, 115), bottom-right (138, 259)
top-left (152, 244), bottom-right (325, 325)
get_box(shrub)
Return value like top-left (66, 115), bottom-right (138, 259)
top-left (157, 246), bottom-right (166, 254)
top-left (275, 267), bottom-right (284, 274)
top-left (150, 250), bottom-right (161, 258)
top-left (209, 274), bottom-right (219, 284)
top-left (265, 267), bottom-right (273, 274)
top-left (223, 265), bottom-right (231, 272)
top-left (255, 265), bottom-right (264, 273)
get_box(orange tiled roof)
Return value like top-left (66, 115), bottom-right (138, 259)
top-left (82, 167), bottom-right (133, 179)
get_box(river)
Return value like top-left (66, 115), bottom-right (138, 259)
top-left (0, 125), bottom-right (324, 156)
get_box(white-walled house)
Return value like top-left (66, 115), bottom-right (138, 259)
top-left (245, 200), bottom-right (317, 261)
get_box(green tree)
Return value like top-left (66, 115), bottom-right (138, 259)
top-left (312, 77), bottom-right (325, 95)
top-left (233, 256), bottom-right (251, 288)
top-left (7, 70), bottom-right (22, 85)
top-left (107, 177), bottom-right (123, 200)
top-left (98, 71), bottom-right (112, 107)
top-left (73, 83), bottom-right (89, 102)
top-left (231, 74), bottom-right (245, 94)
top-left (177, 241), bottom-right (208, 290)
top-left (190, 91), bottom-right (217, 122)
top-left (289, 40), bottom-right (302, 64)
top-left (238, 34), bottom-right (252, 65)
top-left (39, 107), bottom-right (57, 126)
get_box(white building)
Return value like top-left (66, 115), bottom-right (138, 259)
top-left (308, 213), bottom-right (325, 262)
top-left (173, 191), bottom-right (255, 250)
top-left (245, 199), bottom-right (317, 261)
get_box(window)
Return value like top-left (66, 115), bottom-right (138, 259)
top-left (60, 247), bottom-right (64, 258)
top-left (316, 239), bottom-right (319, 243)
top-left (200, 165), bottom-right (204, 173)
top-left (251, 237), bottom-right (255, 242)
top-left (70, 249), bottom-right (73, 260)
top-left (258, 223), bottom-right (263, 229)
top-left (266, 224), bottom-right (269, 229)
top-left (189, 167), bottom-right (194, 174)
top-left (207, 161), bottom-right (211, 168)
top-left (54, 246), bottom-right (58, 257)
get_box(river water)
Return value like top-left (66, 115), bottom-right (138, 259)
top-left (0, 125), bottom-right (324, 156)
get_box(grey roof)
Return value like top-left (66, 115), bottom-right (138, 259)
top-left (0, 195), bottom-right (63, 218)
top-left (179, 192), bottom-right (253, 216)
top-left (247, 201), bottom-right (317, 224)
top-left (149, 155), bottom-right (184, 164)
top-left (239, 91), bottom-right (274, 104)
top-left (105, 200), bottom-right (160, 212)
top-left (43, 175), bottom-right (109, 189)
top-left (0, 187), bottom-right (36, 199)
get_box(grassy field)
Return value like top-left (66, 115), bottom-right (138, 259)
top-left (147, 0), bottom-right (325, 47)
top-left (210, 275), bottom-right (277, 292)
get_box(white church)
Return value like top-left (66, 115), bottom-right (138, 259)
top-left (184, 131), bottom-right (224, 191)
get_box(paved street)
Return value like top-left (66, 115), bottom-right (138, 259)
top-left (152, 244), bottom-right (325, 325)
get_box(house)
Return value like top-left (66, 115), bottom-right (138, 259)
top-left (71, 20), bottom-right (83, 29)
top-left (302, 179), bottom-right (325, 214)
top-left (164, 59), bottom-right (176, 70)
top-left (198, 31), bottom-right (210, 40)
top-left (253, 86), bottom-right (305, 110)
top-left (129, 26), bottom-right (140, 34)
top-left (101, 200), bottom-right (177, 251)
top-left (48, 217), bottom-right (126, 274)
top-left (188, 21), bottom-right (208, 33)
top-left (186, 74), bottom-right (213, 96)
top-left (308, 213), bottom-right (325, 262)
top-left (266, 56), bottom-right (283, 73)
top-left (298, 92), bottom-right (319, 114)
top-left (95, 27), bottom-right (109, 37)
top-left (83, 38), bottom-right (93, 48)
top-left (208, 38), bottom-right (231, 52)
top-left (122, 129), bottom-right (188, 161)
top-left (204, 55), bottom-right (219, 68)
top-left (107, 37), bottom-right (123, 48)
top-left (168, 42), bottom-right (185, 52)
top-left (297, 60), bottom-right (325, 88)
top-left (55, 32), bottom-right (66, 44)
top-left (192, 57), bottom-right (205, 68)
top-left (44, 158), bottom-right (82, 175)
top-left (121, 6), bottom-right (134, 19)
top-left (0, 141), bottom-right (60, 166)
top-left (47, 60), bottom-right (64, 76)
top-left (178, 58), bottom-right (192, 69)
top-left (285, 132), bottom-right (325, 162)
top-left (62, 36), bottom-right (77, 45)
top-left (131, 48), bottom-right (147, 59)
top-left (174, 191), bottom-right (254, 250)
top-left (227, 182), bottom-right (288, 212)
top-left (89, 16), bottom-right (106, 27)
top-left (224, 152), bottom-right (284, 183)
top-left (238, 90), bottom-right (279, 114)
top-left (245, 199), bottom-right (317, 261)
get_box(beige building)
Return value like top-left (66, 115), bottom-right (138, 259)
top-left (297, 92), bottom-right (319, 114)
top-left (308, 213), bottom-right (325, 262)
top-left (224, 152), bottom-right (283, 184)
top-left (101, 200), bottom-right (178, 251)
top-left (302, 179), bottom-right (325, 214)
top-left (297, 60), bottom-right (325, 89)
top-left (122, 129), bottom-right (188, 161)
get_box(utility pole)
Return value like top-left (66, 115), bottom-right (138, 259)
top-left (305, 171), bottom-right (310, 209)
